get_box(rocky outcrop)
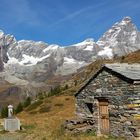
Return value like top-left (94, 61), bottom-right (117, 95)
top-left (64, 118), bottom-right (95, 134)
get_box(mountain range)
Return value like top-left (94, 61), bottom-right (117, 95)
top-left (0, 16), bottom-right (140, 105)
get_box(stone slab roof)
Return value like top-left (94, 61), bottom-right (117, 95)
top-left (105, 63), bottom-right (140, 80)
top-left (75, 63), bottom-right (140, 96)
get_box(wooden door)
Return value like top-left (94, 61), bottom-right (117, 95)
top-left (99, 100), bottom-right (109, 134)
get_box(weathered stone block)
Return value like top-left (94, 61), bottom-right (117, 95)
top-left (4, 117), bottom-right (20, 132)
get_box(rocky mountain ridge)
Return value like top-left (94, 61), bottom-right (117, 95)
top-left (0, 16), bottom-right (140, 90)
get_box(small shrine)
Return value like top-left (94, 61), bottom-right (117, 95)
top-left (4, 105), bottom-right (20, 132)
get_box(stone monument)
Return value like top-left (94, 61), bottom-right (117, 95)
top-left (4, 105), bottom-right (20, 132)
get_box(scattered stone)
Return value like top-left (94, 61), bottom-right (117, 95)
top-left (64, 118), bottom-right (95, 134)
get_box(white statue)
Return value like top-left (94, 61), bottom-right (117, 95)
top-left (8, 105), bottom-right (13, 118)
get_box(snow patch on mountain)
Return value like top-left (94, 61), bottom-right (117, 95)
top-left (64, 57), bottom-right (85, 65)
top-left (19, 54), bottom-right (50, 66)
top-left (83, 45), bottom-right (93, 51)
top-left (43, 45), bottom-right (59, 52)
top-left (6, 53), bottom-right (19, 65)
top-left (73, 38), bottom-right (94, 46)
top-left (64, 57), bottom-right (76, 64)
top-left (98, 47), bottom-right (113, 59)
top-left (7, 53), bottom-right (50, 66)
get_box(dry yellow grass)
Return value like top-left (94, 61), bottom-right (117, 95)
top-left (15, 95), bottom-right (121, 140)
top-left (18, 95), bottom-right (76, 140)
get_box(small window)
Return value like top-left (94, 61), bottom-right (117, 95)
top-left (86, 103), bottom-right (93, 114)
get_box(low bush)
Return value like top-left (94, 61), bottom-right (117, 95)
top-left (15, 103), bottom-right (23, 114)
top-left (29, 111), bottom-right (37, 114)
top-left (39, 106), bottom-right (51, 113)
top-left (1, 107), bottom-right (8, 118)
top-left (22, 124), bottom-right (36, 130)
top-left (65, 97), bottom-right (70, 101)
top-left (26, 100), bottom-right (43, 111)
top-left (82, 130), bottom-right (96, 137)
top-left (54, 103), bottom-right (64, 107)
top-left (23, 97), bottom-right (31, 108)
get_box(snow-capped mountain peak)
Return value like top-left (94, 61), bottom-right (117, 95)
top-left (71, 38), bottom-right (97, 51)
top-left (120, 16), bottom-right (132, 25)
top-left (43, 44), bottom-right (60, 53)
top-left (73, 38), bottom-right (95, 47)
top-left (97, 16), bottom-right (140, 58)
top-left (0, 16), bottom-right (140, 86)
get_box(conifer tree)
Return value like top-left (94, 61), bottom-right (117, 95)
top-left (23, 97), bottom-right (31, 108)
top-left (15, 103), bottom-right (23, 114)
top-left (1, 106), bottom-right (8, 118)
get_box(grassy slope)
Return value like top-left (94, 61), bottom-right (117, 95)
top-left (17, 95), bottom-right (75, 140)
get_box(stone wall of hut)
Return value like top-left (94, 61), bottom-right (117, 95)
top-left (76, 69), bottom-right (140, 138)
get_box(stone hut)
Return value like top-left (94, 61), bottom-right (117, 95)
top-left (75, 63), bottom-right (140, 138)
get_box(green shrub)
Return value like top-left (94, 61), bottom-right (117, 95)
top-left (107, 135), bottom-right (120, 140)
top-left (83, 130), bottom-right (96, 136)
top-left (37, 92), bottom-right (45, 100)
top-left (74, 80), bottom-right (77, 86)
top-left (42, 137), bottom-right (47, 140)
top-left (26, 100), bottom-right (43, 111)
top-left (29, 111), bottom-right (37, 114)
top-left (48, 85), bottom-right (62, 97)
top-left (63, 84), bottom-right (69, 90)
top-left (39, 106), bottom-right (51, 113)
top-left (15, 103), bottom-right (23, 114)
top-left (23, 97), bottom-right (31, 108)
top-left (1, 107), bottom-right (8, 118)
top-left (22, 124), bottom-right (36, 130)
top-left (54, 103), bottom-right (64, 107)
top-left (65, 97), bottom-right (70, 101)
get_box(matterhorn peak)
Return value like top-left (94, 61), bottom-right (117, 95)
top-left (97, 16), bottom-right (140, 58)
top-left (122, 16), bottom-right (132, 22)
top-left (119, 16), bottom-right (132, 26)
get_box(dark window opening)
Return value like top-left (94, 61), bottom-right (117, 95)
top-left (86, 103), bottom-right (93, 114)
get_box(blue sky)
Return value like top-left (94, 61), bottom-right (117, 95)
top-left (0, 0), bottom-right (140, 46)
